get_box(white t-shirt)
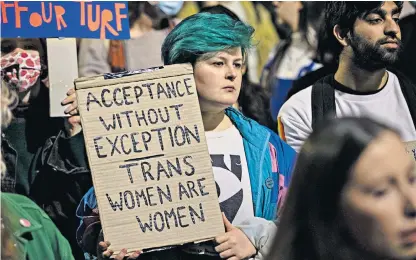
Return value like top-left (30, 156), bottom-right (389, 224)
top-left (206, 125), bottom-right (254, 225)
top-left (278, 71), bottom-right (416, 152)
top-left (183, 124), bottom-right (254, 256)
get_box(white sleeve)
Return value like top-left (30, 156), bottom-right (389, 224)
top-left (277, 90), bottom-right (313, 152)
top-left (278, 114), bottom-right (311, 152)
top-left (78, 39), bottom-right (111, 77)
top-left (236, 217), bottom-right (277, 260)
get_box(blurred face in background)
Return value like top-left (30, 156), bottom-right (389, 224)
top-left (272, 1), bottom-right (303, 32)
top-left (341, 131), bottom-right (416, 259)
top-left (129, 1), bottom-right (183, 33)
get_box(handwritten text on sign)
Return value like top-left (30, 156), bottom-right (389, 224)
top-left (75, 65), bottom-right (223, 254)
top-left (1, 1), bottom-right (130, 39)
top-left (405, 141), bottom-right (416, 161)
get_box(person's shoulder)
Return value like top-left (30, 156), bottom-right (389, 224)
top-left (387, 69), bottom-right (400, 79)
top-left (2, 193), bottom-right (38, 207)
top-left (152, 29), bottom-right (170, 40)
top-left (267, 127), bottom-right (296, 155)
top-left (2, 193), bottom-right (74, 259)
top-left (386, 69), bottom-right (416, 94)
top-left (279, 84), bottom-right (313, 119)
top-left (2, 193), bottom-right (51, 221)
top-left (281, 72), bottom-right (336, 119)
top-left (231, 109), bottom-right (282, 142)
top-left (387, 69), bottom-right (414, 85)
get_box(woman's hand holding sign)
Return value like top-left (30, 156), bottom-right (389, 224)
top-left (215, 213), bottom-right (257, 260)
top-left (99, 240), bottom-right (142, 260)
top-left (62, 88), bottom-right (82, 137)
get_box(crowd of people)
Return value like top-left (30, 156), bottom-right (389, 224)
top-left (1, 1), bottom-right (415, 260)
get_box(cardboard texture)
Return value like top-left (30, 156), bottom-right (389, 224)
top-left (47, 38), bottom-right (78, 117)
top-left (405, 141), bottom-right (416, 161)
top-left (75, 64), bottom-right (224, 255)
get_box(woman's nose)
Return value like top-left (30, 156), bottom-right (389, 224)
top-left (225, 66), bottom-right (237, 81)
top-left (404, 187), bottom-right (416, 219)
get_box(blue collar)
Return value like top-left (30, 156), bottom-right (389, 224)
top-left (225, 107), bottom-right (271, 149)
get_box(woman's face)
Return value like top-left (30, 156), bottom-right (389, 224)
top-left (193, 47), bottom-right (243, 113)
top-left (1, 38), bottom-right (44, 71)
top-left (341, 131), bottom-right (416, 259)
top-left (1, 38), bottom-right (45, 104)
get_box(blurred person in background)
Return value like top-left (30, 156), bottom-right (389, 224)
top-left (261, 1), bottom-right (326, 121)
top-left (1, 81), bottom-right (75, 260)
top-left (78, 1), bottom-right (183, 77)
top-left (177, 1), bottom-right (280, 85)
top-left (237, 80), bottom-right (276, 133)
top-left (399, 0), bottom-right (416, 18)
top-left (285, 27), bottom-right (338, 102)
top-left (1, 38), bottom-right (91, 259)
top-left (268, 117), bottom-right (416, 260)
top-left (1, 38), bottom-right (64, 196)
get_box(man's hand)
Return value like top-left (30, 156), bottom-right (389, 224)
top-left (61, 88), bottom-right (82, 137)
top-left (99, 241), bottom-right (141, 260)
top-left (215, 213), bottom-right (257, 260)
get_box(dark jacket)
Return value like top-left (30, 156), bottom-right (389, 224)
top-left (394, 13), bottom-right (416, 84)
top-left (30, 130), bottom-right (93, 260)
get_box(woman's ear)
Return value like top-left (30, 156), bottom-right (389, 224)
top-left (333, 24), bottom-right (349, 47)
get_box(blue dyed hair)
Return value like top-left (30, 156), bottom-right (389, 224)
top-left (162, 12), bottom-right (254, 65)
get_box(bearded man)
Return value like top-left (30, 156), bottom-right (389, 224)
top-left (277, 1), bottom-right (416, 152)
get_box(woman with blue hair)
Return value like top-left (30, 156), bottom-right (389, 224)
top-left (77, 12), bottom-right (296, 260)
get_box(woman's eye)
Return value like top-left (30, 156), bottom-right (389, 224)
top-left (23, 44), bottom-right (38, 51)
top-left (410, 175), bottom-right (416, 184)
top-left (213, 62), bottom-right (224, 67)
top-left (372, 189), bottom-right (388, 198)
top-left (234, 63), bottom-right (242, 68)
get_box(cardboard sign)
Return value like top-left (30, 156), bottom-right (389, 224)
top-left (1, 1), bottom-right (130, 39)
top-left (47, 38), bottom-right (78, 117)
top-left (75, 64), bottom-right (224, 255)
top-left (405, 141), bottom-right (416, 161)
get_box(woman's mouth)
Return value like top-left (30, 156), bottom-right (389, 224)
top-left (223, 86), bottom-right (235, 91)
top-left (400, 228), bottom-right (416, 244)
